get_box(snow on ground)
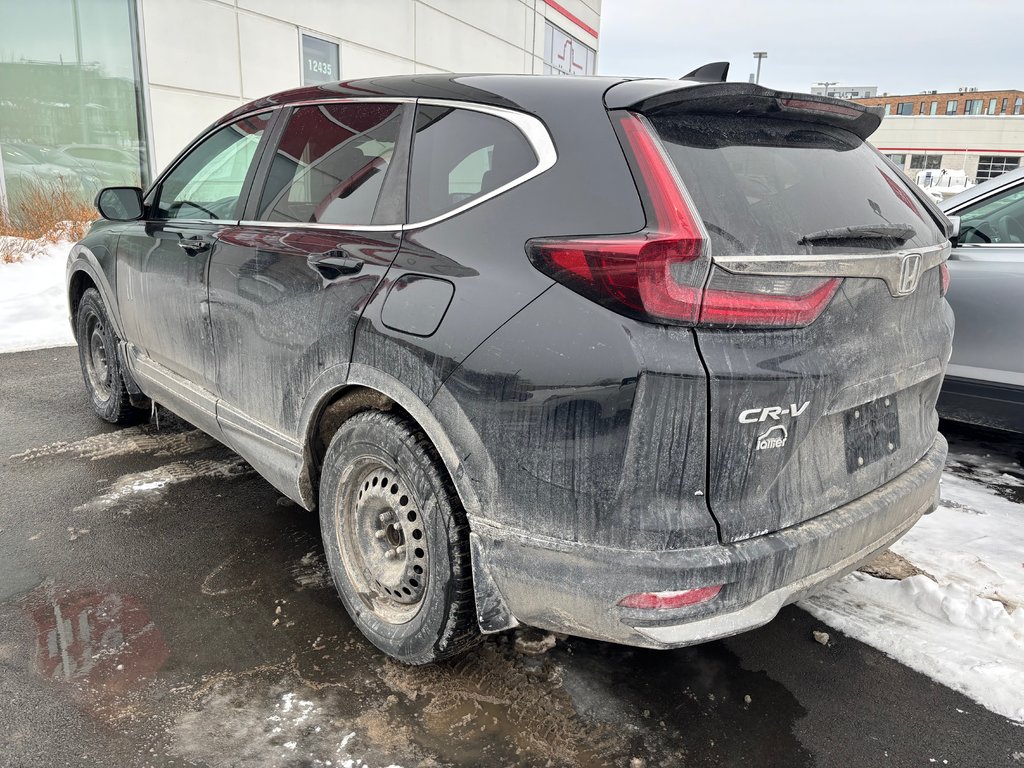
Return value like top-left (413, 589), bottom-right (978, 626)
top-left (0, 239), bottom-right (76, 353)
top-left (802, 458), bottom-right (1024, 723)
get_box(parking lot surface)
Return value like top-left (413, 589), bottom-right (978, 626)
top-left (1, 347), bottom-right (1021, 768)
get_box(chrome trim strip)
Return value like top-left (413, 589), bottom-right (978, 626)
top-left (713, 241), bottom-right (950, 297)
top-left (234, 219), bottom-right (401, 233)
top-left (402, 99), bottom-right (557, 231)
top-left (212, 100), bottom-right (557, 233)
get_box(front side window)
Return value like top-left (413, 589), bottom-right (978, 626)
top-left (257, 102), bottom-right (402, 226)
top-left (156, 113), bottom-right (270, 220)
top-left (408, 106), bottom-right (538, 223)
top-left (958, 182), bottom-right (1024, 245)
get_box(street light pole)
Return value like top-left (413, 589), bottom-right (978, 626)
top-left (817, 81), bottom-right (839, 97)
top-left (752, 51), bottom-right (767, 84)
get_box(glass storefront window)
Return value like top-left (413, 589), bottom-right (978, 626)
top-left (0, 0), bottom-right (148, 212)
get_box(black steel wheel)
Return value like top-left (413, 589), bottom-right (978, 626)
top-left (319, 409), bottom-right (479, 664)
top-left (75, 288), bottom-right (137, 424)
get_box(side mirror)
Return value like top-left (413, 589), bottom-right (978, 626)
top-left (95, 186), bottom-right (144, 221)
top-left (946, 214), bottom-right (961, 245)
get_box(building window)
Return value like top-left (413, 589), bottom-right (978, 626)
top-left (1002, 98), bottom-right (1009, 114)
top-left (964, 99), bottom-right (984, 115)
top-left (300, 34), bottom-right (340, 86)
top-left (884, 104), bottom-right (891, 116)
top-left (0, 0), bottom-right (149, 207)
top-left (543, 22), bottom-right (596, 76)
top-left (945, 100), bottom-right (958, 114)
top-left (895, 102), bottom-right (914, 115)
top-left (886, 154), bottom-right (907, 166)
top-left (1015, 98), bottom-right (1023, 115)
top-left (919, 102), bottom-right (927, 115)
top-left (988, 98), bottom-right (998, 115)
top-left (930, 101), bottom-right (938, 115)
top-left (909, 155), bottom-right (941, 170)
top-left (976, 155), bottom-right (1021, 181)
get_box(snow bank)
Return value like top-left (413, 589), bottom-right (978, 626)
top-left (803, 458), bottom-right (1024, 723)
top-left (894, 471), bottom-right (1024, 612)
top-left (0, 240), bottom-right (76, 353)
top-left (803, 573), bottom-right (1024, 723)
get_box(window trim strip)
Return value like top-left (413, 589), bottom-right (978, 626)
top-left (145, 97), bottom-right (557, 233)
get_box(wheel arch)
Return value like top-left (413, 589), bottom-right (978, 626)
top-left (298, 363), bottom-right (482, 521)
top-left (67, 249), bottom-right (125, 341)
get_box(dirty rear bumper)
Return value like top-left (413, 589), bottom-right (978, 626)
top-left (469, 433), bottom-right (946, 648)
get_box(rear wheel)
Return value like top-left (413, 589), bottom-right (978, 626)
top-left (75, 288), bottom-right (139, 424)
top-left (319, 410), bottom-right (480, 664)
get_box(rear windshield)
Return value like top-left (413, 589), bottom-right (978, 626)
top-left (648, 114), bottom-right (945, 256)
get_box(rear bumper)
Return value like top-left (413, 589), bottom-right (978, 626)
top-left (470, 433), bottom-right (946, 648)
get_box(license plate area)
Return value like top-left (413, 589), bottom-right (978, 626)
top-left (844, 397), bottom-right (900, 472)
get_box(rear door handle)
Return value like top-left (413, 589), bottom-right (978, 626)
top-left (307, 250), bottom-right (363, 277)
top-left (178, 236), bottom-right (211, 255)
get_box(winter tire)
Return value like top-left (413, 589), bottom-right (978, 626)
top-left (319, 409), bottom-right (480, 664)
top-left (75, 288), bottom-right (138, 424)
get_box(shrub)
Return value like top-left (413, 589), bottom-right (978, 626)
top-left (0, 175), bottom-right (97, 262)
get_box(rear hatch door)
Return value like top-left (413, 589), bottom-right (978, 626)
top-left (638, 85), bottom-right (953, 542)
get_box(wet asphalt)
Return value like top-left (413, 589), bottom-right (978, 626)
top-left (1, 346), bottom-right (1022, 768)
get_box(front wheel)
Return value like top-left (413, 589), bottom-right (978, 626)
top-left (319, 410), bottom-right (480, 664)
top-left (75, 288), bottom-right (139, 424)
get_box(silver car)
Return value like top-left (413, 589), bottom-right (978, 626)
top-left (939, 166), bottom-right (1024, 431)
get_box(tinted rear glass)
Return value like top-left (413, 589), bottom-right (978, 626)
top-left (648, 114), bottom-right (945, 255)
top-left (409, 106), bottom-right (537, 223)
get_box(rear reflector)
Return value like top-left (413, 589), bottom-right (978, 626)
top-left (939, 263), bottom-right (950, 297)
top-left (526, 111), bottom-right (840, 329)
top-left (617, 585), bottom-right (722, 610)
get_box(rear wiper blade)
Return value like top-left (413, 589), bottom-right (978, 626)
top-left (798, 224), bottom-right (916, 244)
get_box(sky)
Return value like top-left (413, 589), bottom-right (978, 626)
top-left (596, 0), bottom-right (1022, 96)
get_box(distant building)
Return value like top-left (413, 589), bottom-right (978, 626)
top-left (851, 90), bottom-right (1024, 183)
top-left (809, 84), bottom-right (878, 99)
top-left (854, 89), bottom-right (1024, 117)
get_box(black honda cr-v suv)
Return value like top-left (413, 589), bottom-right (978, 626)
top-left (68, 74), bottom-right (954, 663)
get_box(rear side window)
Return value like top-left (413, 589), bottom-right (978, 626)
top-left (408, 106), bottom-right (537, 223)
top-left (647, 114), bottom-right (945, 255)
top-left (257, 102), bottom-right (402, 226)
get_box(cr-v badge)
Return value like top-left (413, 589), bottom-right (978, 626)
top-left (738, 401), bottom-right (810, 423)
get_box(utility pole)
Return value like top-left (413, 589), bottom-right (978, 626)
top-left (752, 51), bottom-right (767, 84)
top-left (817, 81), bottom-right (839, 96)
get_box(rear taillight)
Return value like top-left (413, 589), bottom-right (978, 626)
top-left (617, 585), bottom-right (722, 610)
top-left (527, 111), bottom-right (839, 329)
top-left (526, 112), bottom-right (706, 324)
top-left (939, 263), bottom-right (950, 296)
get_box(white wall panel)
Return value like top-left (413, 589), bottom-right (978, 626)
top-left (340, 45), bottom-right (417, 79)
top-left (142, 0), bottom-right (241, 97)
top-left (238, 13), bottom-right (301, 99)
top-left (148, 87), bottom-right (243, 171)
top-left (414, 4), bottom-right (524, 73)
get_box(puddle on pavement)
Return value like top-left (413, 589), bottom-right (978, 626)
top-left (21, 584), bottom-right (169, 717)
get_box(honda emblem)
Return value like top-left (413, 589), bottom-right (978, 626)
top-left (897, 253), bottom-right (922, 295)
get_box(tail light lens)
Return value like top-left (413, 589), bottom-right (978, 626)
top-left (617, 585), bottom-right (722, 610)
top-left (939, 263), bottom-right (950, 296)
top-left (527, 111), bottom-right (839, 329)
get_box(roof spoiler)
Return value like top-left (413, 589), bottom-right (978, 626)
top-left (604, 81), bottom-right (884, 140)
top-left (680, 62), bottom-right (729, 83)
